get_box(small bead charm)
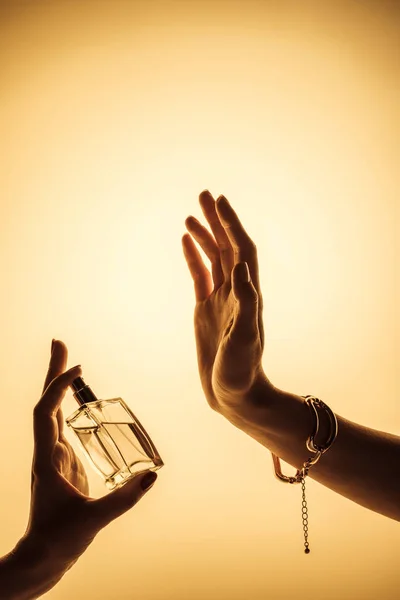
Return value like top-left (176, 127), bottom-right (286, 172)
top-left (305, 548), bottom-right (310, 554)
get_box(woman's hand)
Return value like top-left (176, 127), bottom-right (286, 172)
top-left (182, 190), bottom-right (277, 429)
top-left (3, 340), bottom-right (157, 599)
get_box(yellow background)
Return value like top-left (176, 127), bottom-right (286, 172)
top-left (0, 1), bottom-right (399, 598)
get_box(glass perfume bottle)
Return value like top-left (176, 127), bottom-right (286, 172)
top-left (66, 376), bottom-right (164, 490)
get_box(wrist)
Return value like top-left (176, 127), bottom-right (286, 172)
top-left (224, 373), bottom-right (318, 471)
top-left (222, 370), bottom-right (306, 435)
top-left (253, 382), bottom-right (338, 472)
top-left (0, 534), bottom-right (70, 600)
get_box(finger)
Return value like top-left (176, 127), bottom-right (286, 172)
top-left (199, 190), bottom-right (234, 281)
top-left (182, 233), bottom-right (213, 302)
top-left (92, 470), bottom-right (158, 528)
top-left (215, 195), bottom-right (262, 300)
top-left (220, 262), bottom-right (262, 393)
top-left (185, 216), bottom-right (224, 290)
top-left (33, 365), bottom-right (82, 459)
top-left (55, 406), bottom-right (66, 438)
top-left (43, 339), bottom-right (68, 434)
top-left (42, 339), bottom-right (68, 393)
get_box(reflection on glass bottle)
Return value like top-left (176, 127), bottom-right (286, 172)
top-left (66, 377), bottom-right (163, 490)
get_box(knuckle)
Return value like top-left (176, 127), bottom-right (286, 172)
top-left (193, 270), bottom-right (203, 281)
top-left (208, 397), bottom-right (221, 413)
top-left (243, 237), bottom-right (256, 251)
top-left (242, 284), bottom-right (258, 302)
top-left (33, 402), bottom-right (45, 419)
top-left (251, 288), bottom-right (259, 303)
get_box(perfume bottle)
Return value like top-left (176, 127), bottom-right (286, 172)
top-left (66, 376), bottom-right (164, 490)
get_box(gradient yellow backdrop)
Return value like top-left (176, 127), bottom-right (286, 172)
top-left (0, 1), bottom-right (399, 599)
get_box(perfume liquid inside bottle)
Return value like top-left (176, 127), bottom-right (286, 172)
top-left (66, 377), bottom-right (163, 490)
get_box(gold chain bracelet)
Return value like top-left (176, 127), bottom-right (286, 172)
top-left (271, 395), bottom-right (338, 554)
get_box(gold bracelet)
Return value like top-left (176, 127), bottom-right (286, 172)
top-left (271, 395), bottom-right (338, 554)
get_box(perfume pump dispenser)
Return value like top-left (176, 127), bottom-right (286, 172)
top-left (66, 377), bottom-right (163, 490)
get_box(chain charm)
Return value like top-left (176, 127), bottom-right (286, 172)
top-left (301, 476), bottom-right (310, 553)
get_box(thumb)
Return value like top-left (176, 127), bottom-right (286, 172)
top-left (92, 470), bottom-right (158, 528)
top-left (231, 262), bottom-right (260, 345)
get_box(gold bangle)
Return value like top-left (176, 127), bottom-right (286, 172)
top-left (271, 395), bottom-right (338, 553)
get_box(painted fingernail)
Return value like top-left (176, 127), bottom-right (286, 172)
top-left (141, 471), bottom-right (157, 491)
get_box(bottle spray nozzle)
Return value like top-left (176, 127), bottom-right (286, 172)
top-left (70, 376), bottom-right (98, 406)
top-left (71, 376), bottom-right (87, 393)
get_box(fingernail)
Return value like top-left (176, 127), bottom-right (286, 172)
top-left (51, 339), bottom-right (56, 353)
top-left (141, 471), bottom-right (157, 491)
top-left (217, 195), bottom-right (229, 205)
top-left (238, 262), bottom-right (250, 283)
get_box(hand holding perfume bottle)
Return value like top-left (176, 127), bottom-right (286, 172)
top-left (0, 340), bottom-right (160, 600)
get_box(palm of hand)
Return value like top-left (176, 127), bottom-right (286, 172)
top-left (195, 282), bottom-right (265, 412)
top-left (53, 428), bottom-right (89, 496)
top-left (193, 283), bottom-right (235, 408)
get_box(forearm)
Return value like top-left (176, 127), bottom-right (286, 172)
top-left (0, 535), bottom-right (73, 600)
top-left (231, 377), bottom-right (400, 521)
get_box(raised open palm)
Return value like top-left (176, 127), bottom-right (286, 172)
top-left (182, 191), bottom-right (274, 423)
